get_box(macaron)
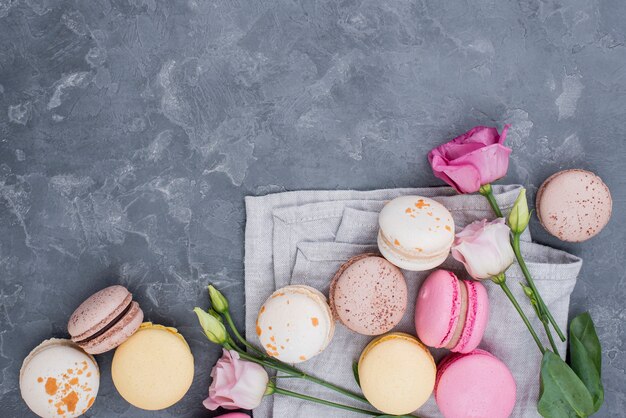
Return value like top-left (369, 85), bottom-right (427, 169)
top-left (378, 196), bottom-right (455, 271)
top-left (415, 270), bottom-right (489, 353)
top-left (68, 285), bottom-right (144, 354)
top-left (435, 349), bottom-right (516, 418)
top-left (536, 169), bottom-right (612, 242)
top-left (20, 339), bottom-right (99, 418)
top-left (358, 333), bottom-right (436, 415)
top-left (329, 254), bottom-right (407, 336)
top-left (111, 323), bottom-right (194, 410)
top-left (256, 285), bottom-right (334, 363)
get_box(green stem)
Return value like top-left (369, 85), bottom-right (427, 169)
top-left (497, 280), bottom-right (546, 354)
top-left (223, 310), bottom-right (267, 356)
top-left (479, 184), bottom-right (503, 217)
top-left (511, 234), bottom-right (566, 342)
top-left (232, 344), bottom-right (369, 404)
top-left (273, 387), bottom-right (419, 417)
top-left (542, 318), bottom-right (560, 355)
top-left (480, 185), bottom-right (565, 343)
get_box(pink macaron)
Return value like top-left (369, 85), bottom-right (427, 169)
top-left (68, 285), bottom-right (144, 354)
top-left (330, 254), bottom-right (407, 336)
top-left (435, 349), bottom-right (516, 418)
top-left (415, 270), bottom-right (488, 353)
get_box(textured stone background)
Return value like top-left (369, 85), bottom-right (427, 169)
top-left (1, 0), bottom-right (624, 417)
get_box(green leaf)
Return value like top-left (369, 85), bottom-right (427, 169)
top-left (352, 362), bottom-right (360, 388)
top-left (569, 312), bottom-right (604, 412)
top-left (570, 313), bottom-right (602, 375)
top-left (538, 351), bottom-right (594, 418)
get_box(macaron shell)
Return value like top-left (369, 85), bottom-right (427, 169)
top-left (330, 255), bottom-right (407, 335)
top-left (111, 323), bottom-right (194, 410)
top-left (436, 350), bottom-right (516, 418)
top-left (415, 270), bottom-right (462, 348)
top-left (20, 339), bottom-right (99, 418)
top-left (358, 333), bottom-right (436, 415)
top-left (68, 285), bottom-right (132, 341)
top-left (257, 285), bottom-right (334, 363)
top-left (78, 301), bottom-right (144, 354)
top-left (450, 280), bottom-right (489, 353)
top-left (537, 169), bottom-right (612, 242)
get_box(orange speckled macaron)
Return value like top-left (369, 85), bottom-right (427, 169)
top-left (20, 339), bottom-right (100, 418)
top-left (378, 196), bottom-right (455, 271)
top-left (257, 285), bottom-right (334, 363)
top-left (536, 169), bottom-right (612, 242)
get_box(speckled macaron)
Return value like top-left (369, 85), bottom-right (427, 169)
top-left (20, 339), bottom-right (100, 418)
top-left (536, 169), bottom-right (612, 242)
top-left (378, 196), bottom-right (455, 271)
top-left (256, 285), bottom-right (334, 363)
top-left (329, 254), bottom-right (407, 336)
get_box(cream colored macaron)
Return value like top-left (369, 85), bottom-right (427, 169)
top-left (20, 339), bottom-right (100, 418)
top-left (257, 285), bottom-right (334, 363)
top-left (378, 196), bottom-right (455, 271)
top-left (358, 333), bottom-right (436, 415)
top-left (111, 323), bottom-right (194, 410)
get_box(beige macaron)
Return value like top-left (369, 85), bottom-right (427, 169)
top-left (358, 332), bottom-right (436, 415)
top-left (536, 169), bottom-right (612, 242)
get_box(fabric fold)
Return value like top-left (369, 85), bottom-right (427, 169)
top-left (244, 185), bottom-right (579, 418)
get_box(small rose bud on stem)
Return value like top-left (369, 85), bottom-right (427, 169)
top-left (208, 285), bottom-right (229, 314)
top-left (193, 307), bottom-right (228, 345)
top-left (509, 188), bottom-right (531, 235)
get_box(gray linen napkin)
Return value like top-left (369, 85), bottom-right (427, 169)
top-left (244, 186), bottom-right (581, 418)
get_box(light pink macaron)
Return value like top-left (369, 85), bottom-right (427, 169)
top-left (435, 349), bottom-right (516, 418)
top-left (415, 270), bottom-right (488, 353)
top-left (536, 169), bottom-right (612, 242)
top-left (215, 414), bottom-right (249, 418)
top-left (330, 254), bottom-right (408, 336)
top-left (68, 285), bottom-right (144, 354)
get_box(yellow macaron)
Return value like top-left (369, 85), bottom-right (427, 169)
top-left (111, 323), bottom-right (194, 410)
top-left (358, 332), bottom-right (436, 415)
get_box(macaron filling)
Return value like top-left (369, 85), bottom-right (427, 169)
top-left (444, 280), bottom-right (468, 350)
top-left (451, 280), bottom-right (481, 352)
top-left (73, 300), bottom-right (134, 344)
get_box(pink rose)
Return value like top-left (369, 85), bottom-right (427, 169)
top-left (428, 125), bottom-right (512, 193)
top-left (451, 218), bottom-right (515, 280)
top-left (203, 349), bottom-right (269, 411)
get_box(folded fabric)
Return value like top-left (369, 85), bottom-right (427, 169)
top-left (244, 186), bottom-right (581, 418)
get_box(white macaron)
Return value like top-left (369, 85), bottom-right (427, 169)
top-left (20, 339), bottom-right (100, 418)
top-left (378, 196), bottom-right (455, 271)
top-left (256, 285), bottom-right (334, 363)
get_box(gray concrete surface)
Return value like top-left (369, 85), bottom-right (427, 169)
top-left (1, 0), bottom-right (624, 417)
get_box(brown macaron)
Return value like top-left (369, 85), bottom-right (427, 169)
top-left (536, 169), bottom-right (612, 242)
top-left (68, 285), bottom-right (144, 354)
top-left (329, 254), bottom-right (407, 336)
